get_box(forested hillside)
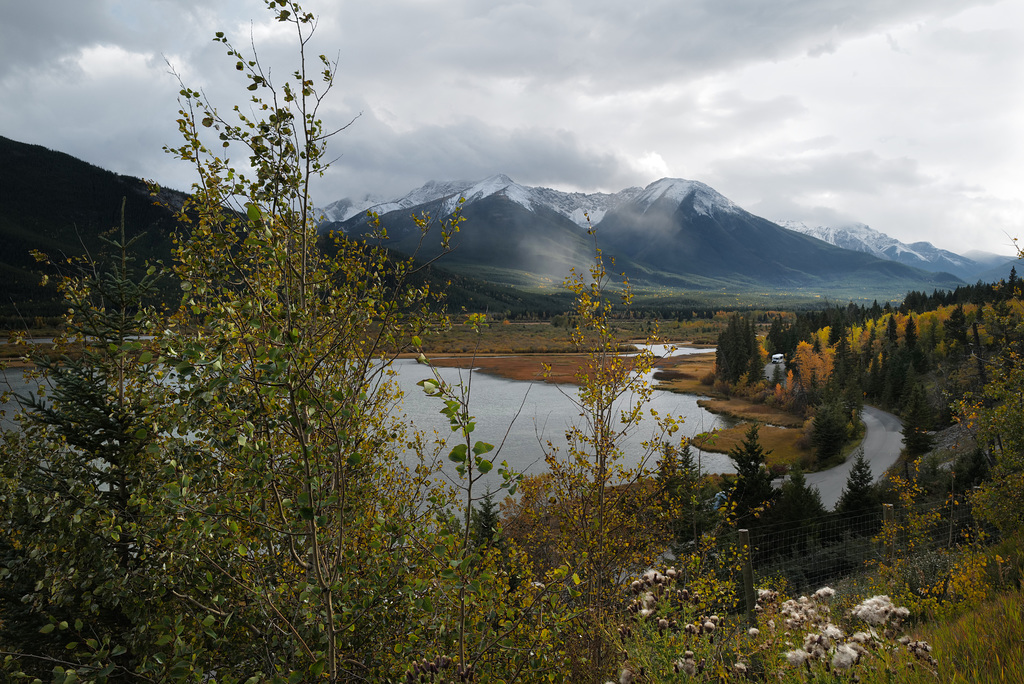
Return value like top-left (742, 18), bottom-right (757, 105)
top-left (0, 136), bottom-right (187, 324)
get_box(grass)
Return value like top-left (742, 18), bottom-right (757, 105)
top-left (923, 589), bottom-right (1024, 683)
top-left (693, 423), bottom-right (810, 470)
top-left (419, 318), bottom-right (725, 354)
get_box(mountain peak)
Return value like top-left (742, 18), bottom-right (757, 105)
top-left (778, 220), bottom-right (982, 278)
top-left (635, 178), bottom-right (740, 216)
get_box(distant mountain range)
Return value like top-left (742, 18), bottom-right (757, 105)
top-left (2, 133), bottom-right (1015, 324)
top-left (320, 175), bottom-right (983, 298)
top-left (776, 220), bottom-right (1016, 282)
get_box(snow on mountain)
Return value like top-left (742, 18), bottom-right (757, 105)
top-left (323, 178), bottom-right (985, 279)
top-left (322, 174), bottom-right (645, 229)
top-left (633, 178), bottom-right (741, 217)
top-left (778, 220), bottom-right (976, 276)
top-left (524, 184), bottom-right (644, 226)
top-left (318, 195), bottom-right (383, 223)
top-left (461, 174), bottom-right (529, 205)
top-left (778, 221), bottom-right (918, 259)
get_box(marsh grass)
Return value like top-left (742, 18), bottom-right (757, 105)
top-left (419, 318), bottom-right (724, 355)
top-left (695, 422), bottom-right (809, 469)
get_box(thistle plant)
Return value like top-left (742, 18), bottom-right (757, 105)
top-left (598, 565), bottom-right (942, 683)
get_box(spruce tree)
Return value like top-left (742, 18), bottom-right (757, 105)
top-left (902, 381), bottom-right (935, 458)
top-left (835, 448), bottom-right (878, 516)
top-left (810, 399), bottom-right (847, 465)
top-left (471, 487), bottom-right (501, 548)
top-left (727, 423), bottom-right (776, 524)
top-left (0, 206), bottom-right (178, 676)
top-left (769, 467), bottom-right (826, 557)
top-left (834, 448), bottom-right (882, 538)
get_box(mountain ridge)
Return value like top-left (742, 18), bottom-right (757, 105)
top-left (775, 220), bottom-right (1007, 281)
top-left (322, 175), bottom-right (966, 298)
top-left (321, 176), bottom-right (1002, 281)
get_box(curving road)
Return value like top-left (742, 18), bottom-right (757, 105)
top-left (802, 406), bottom-right (904, 510)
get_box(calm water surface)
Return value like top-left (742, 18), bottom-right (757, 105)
top-left (391, 346), bottom-right (735, 492)
top-left (1, 346), bottom-right (736, 493)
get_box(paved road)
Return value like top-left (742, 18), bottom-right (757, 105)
top-left (764, 360), bottom-right (786, 383)
top-left (802, 406), bottom-right (904, 510)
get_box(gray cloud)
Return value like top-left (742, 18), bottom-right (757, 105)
top-left (1, 0), bottom-right (1020, 255)
top-left (315, 111), bottom-right (637, 202)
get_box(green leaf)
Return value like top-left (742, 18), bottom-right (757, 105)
top-left (472, 441), bottom-right (493, 456)
top-left (448, 444), bottom-right (467, 463)
top-left (39, 623), bottom-right (55, 634)
top-left (476, 458), bottom-right (492, 474)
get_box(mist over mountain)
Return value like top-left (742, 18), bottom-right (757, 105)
top-left (321, 175), bottom-right (966, 298)
top-left (0, 133), bottom-right (986, 324)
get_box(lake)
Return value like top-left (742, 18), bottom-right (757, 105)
top-left (0, 346), bottom-right (736, 494)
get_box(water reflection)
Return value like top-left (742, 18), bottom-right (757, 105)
top-left (393, 348), bottom-right (736, 494)
top-left (1, 347), bottom-right (737, 494)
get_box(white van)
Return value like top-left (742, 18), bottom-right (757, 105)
top-left (771, 353), bottom-right (784, 364)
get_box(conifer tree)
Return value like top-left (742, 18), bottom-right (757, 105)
top-left (835, 448), bottom-right (878, 516)
top-left (768, 467), bottom-right (826, 558)
top-left (471, 486), bottom-right (501, 548)
top-left (810, 398), bottom-right (847, 464)
top-left (0, 205), bottom-right (183, 678)
top-left (902, 381), bottom-right (935, 459)
top-left (727, 423), bottom-right (775, 525)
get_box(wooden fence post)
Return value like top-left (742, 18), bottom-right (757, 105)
top-left (739, 528), bottom-right (756, 622)
top-left (883, 503), bottom-right (895, 565)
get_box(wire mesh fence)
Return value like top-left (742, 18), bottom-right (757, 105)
top-left (739, 496), bottom-right (990, 595)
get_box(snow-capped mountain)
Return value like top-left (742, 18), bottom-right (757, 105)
top-left (631, 178), bottom-right (742, 217)
top-left (321, 174), bottom-right (644, 229)
top-left (323, 175), bottom-right (965, 296)
top-left (777, 220), bottom-right (985, 280)
top-left (319, 195), bottom-right (377, 223)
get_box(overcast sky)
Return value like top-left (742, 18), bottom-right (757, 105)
top-left (2, 0), bottom-right (1021, 255)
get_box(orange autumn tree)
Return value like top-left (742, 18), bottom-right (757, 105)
top-left (792, 338), bottom-right (836, 396)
